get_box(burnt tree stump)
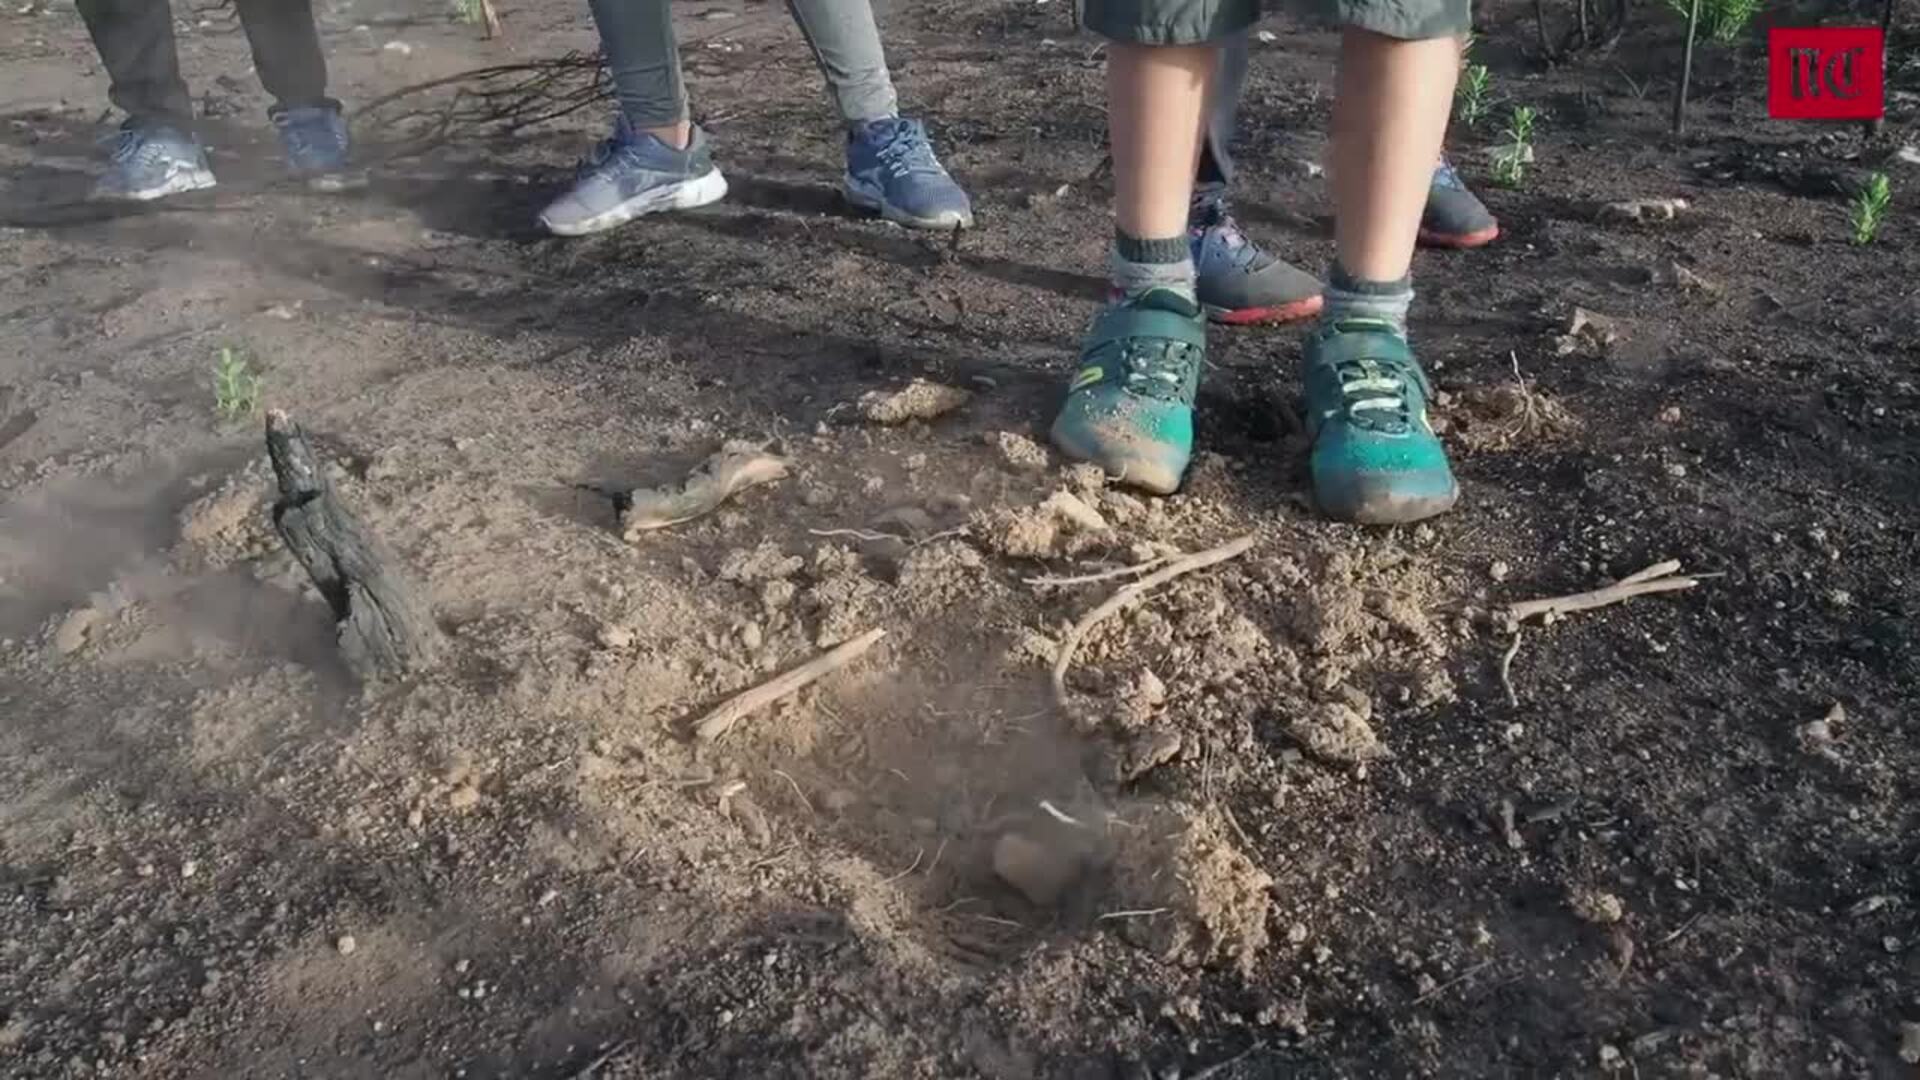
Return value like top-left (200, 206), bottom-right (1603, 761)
top-left (266, 410), bottom-right (441, 678)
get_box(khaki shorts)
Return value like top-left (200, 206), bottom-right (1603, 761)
top-left (1080, 0), bottom-right (1468, 43)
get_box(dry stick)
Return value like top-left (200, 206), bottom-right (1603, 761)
top-left (1499, 630), bottom-right (1524, 707)
top-left (1673, 0), bottom-right (1703, 135)
top-left (1025, 557), bottom-right (1169, 589)
top-left (565, 1039), bottom-right (631, 1079)
top-left (1051, 535), bottom-right (1257, 707)
top-left (1189, 1043), bottom-right (1264, 1080)
top-left (771, 768), bottom-right (814, 815)
top-left (1503, 561), bottom-right (1698, 629)
top-left (1097, 907), bottom-right (1170, 921)
top-left (693, 628), bottom-right (886, 743)
top-left (1414, 959), bottom-right (1497, 1004)
top-left (477, 0), bottom-right (502, 38)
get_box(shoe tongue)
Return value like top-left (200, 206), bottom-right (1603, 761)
top-left (1129, 287), bottom-right (1201, 318)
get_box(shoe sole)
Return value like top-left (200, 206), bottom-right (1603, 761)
top-left (95, 165), bottom-right (217, 202)
top-left (1206, 293), bottom-right (1325, 326)
top-left (842, 178), bottom-right (975, 231)
top-left (1315, 478), bottom-right (1460, 525)
top-left (1418, 224), bottom-right (1501, 249)
top-left (541, 168), bottom-right (729, 237)
top-left (1048, 423), bottom-right (1184, 497)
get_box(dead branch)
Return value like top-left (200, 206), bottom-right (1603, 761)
top-left (1498, 631), bottom-right (1523, 707)
top-left (1503, 560), bottom-right (1698, 629)
top-left (1024, 557), bottom-right (1168, 589)
top-left (693, 628), bottom-right (886, 743)
top-left (1050, 535), bottom-right (1256, 708)
top-left (265, 410), bottom-right (441, 678)
top-left (477, 0), bottom-right (503, 38)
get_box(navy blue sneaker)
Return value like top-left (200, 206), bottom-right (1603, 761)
top-left (539, 118), bottom-right (728, 236)
top-left (94, 123), bottom-right (216, 201)
top-left (1419, 154), bottom-right (1499, 249)
top-left (1189, 184), bottom-right (1324, 326)
top-left (844, 117), bottom-right (973, 231)
top-left (271, 103), bottom-right (360, 191)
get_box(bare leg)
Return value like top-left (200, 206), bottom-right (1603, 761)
top-left (1107, 42), bottom-right (1214, 241)
top-left (1328, 29), bottom-right (1458, 281)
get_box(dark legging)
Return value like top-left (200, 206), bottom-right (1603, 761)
top-left (77, 0), bottom-right (330, 129)
top-left (590, 0), bottom-right (899, 129)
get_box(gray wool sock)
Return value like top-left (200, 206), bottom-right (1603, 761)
top-left (1321, 263), bottom-right (1413, 333)
top-left (1111, 228), bottom-right (1195, 305)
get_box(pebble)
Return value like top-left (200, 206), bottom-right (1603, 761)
top-left (1489, 560), bottom-right (1511, 582)
top-left (448, 784), bottom-right (481, 811)
top-left (180, 860), bottom-right (198, 879)
top-left (336, 934), bottom-right (358, 956)
top-left (597, 624), bottom-right (634, 651)
top-left (454, 959), bottom-right (471, 974)
top-left (54, 607), bottom-right (101, 655)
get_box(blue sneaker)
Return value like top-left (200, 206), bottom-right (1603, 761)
top-left (539, 119), bottom-right (728, 237)
top-left (1302, 319), bottom-right (1458, 524)
top-left (1190, 184), bottom-right (1324, 326)
top-left (844, 117), bottom-right (973, 231)
top-left (1049, 288), bottom-right (1206, 495)
top-left (1419, 154), bottom-right (1499, 249)
top-left (94, 123), bottom-right (216, 202)
top-left (272, 103), bottom-right (360, 192)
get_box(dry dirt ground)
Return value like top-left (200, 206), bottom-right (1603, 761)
top-left (3, 0), bottom-right (1919, 1075)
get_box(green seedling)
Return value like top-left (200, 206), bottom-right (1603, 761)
top-left (1457, 63), bottom-right (1493, 126)
top-left (212, 346), bottom-right (262, 422)
top-left (1491, 105), bottom-right (1537, 188)
top-left (1850, 172), bottom-right (1891, 245)
top-left (1664, 0), bottom-right (1762, 43)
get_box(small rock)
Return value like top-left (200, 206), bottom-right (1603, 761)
top-left (989, 431), bottom-right (1050, 472)
top-left (1665, 462), bottom-right (1688, 479)
top-left (596, 623), bottom-right (634, 651)
top-left (382, 40), bottom-right (413, 55)
top-left (1255, 28), bottom-right (1277, 42)
top-left (1599, 197), bottom-right (1689, 223)
top-left (857, 379), bottom-right (971, 425)
top-left (336, 934), bottom-right (358, 956)
top-left (1568, 887), bottom-right (1625, 925)
top-left (1657, 405), bottom-right (1683, 423)
top-left (1899, 1021), bottom-right (1920, 1064)
top-left (447, 784), bottom-right (482, 812)
top-left (1797, 702), bottom-right (1844, 760)
top-left (1137, 669), bottom-right (1166, 706)
top-left (1490, 560), bottom-right (1511, 582)
top-left (1599, 1044), bottom-right (1622, 1067)
top-left (454, 959), bottom-right (471, 974)
top-left (180, 860), bottom-right (198, 879)
top-left (1042, 489), bottom-right (1110, 533)
top-left (54, 607), bottom-right (102, 655)
top-left (739, 621), bottom-right (763, 650)
top-left (1895, 145), bottom-right (1920, 168)
top-left (1287, 922), bottom-right (1309, 945)
top-left (992, 831), bottom-right (1082, 906)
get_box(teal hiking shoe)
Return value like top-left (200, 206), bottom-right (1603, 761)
top-left (1302, 319), bottom-right (1458, 524)
top-left (1049, 289), bottom-right (1206, 495)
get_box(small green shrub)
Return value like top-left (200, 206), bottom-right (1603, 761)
top-left (1491, 105), bottom-right (1537, 188)
top-left (212, 347), bottom-right (263, 422)
top-left (1457, 63), bottom-right (1493, 126)
top-left (1850, 172), bottom-right (1891, 245)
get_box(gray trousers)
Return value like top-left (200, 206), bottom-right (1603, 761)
top-left (589, 0), bottom-right (899, 128)
top-left (1199, 31), bottom-right (1249, 186)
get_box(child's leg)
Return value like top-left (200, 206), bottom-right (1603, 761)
top-left (789, 0), bottom-right (973, 230)
top-left (1188, 31), bottom-right (1325, 325)
top-left (1050, 0), bottom-right (1254, 494)
top-left (75, 0), bottom-right (195, 131)
top-left (538, 0), bottom-right (727, 235)
top-left (1302, 26), bottom-right (1461, 524)
top-left (1327, 31), bottom-right (1457, 283)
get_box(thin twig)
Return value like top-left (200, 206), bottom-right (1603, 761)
top-left (565, 1039), bottom-right (631, 1079)
top-left (925, 836), bottom-right (950, 877)
top-left (1503, 560), bottom-right (1699, 629)
top-left (1413, 959), bottom-right (1497, 1004)
top-left (1051, 535), bottom-right (1256, 707)
top-left (476, 0), bottom-right (502, 38)
top-left (1189, 1043), bottom-right (1265, 1080)
top-left (693, 629), bottom-right (886, 742)
top-left (1097, 907), bottom-right (1170, 921)
top-left (771, 768), bottom-right (813, 815)
top-left (1024, 557), bottom-right (1168, 589)
top-left (1499, 631), bottom-right (1523, 707)
top-left (1659, 912), bottom-right (1703, 945)
top-left (882, 848), bottom-right (925, 886)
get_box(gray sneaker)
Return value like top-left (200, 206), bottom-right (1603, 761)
top-left (95, 123), bottom-right (216, 202)
top-left (538, 118), bottom-right (728, 236)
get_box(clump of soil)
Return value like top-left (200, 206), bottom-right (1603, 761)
top-left (1106, 803), bottom-right (1274, 974)
top-left (858, 379), bottom-right (972, 425)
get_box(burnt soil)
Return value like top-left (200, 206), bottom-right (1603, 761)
top-left (2, 0), bottom-right (1918, 1076)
